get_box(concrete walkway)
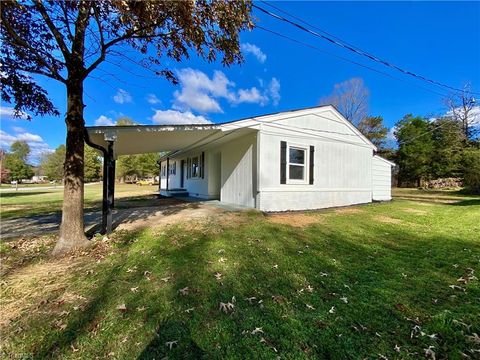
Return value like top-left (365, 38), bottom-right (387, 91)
top-left (0, 199), bottom-right (245, 240)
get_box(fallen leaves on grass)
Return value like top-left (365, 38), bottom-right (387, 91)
top-left (251, 327), bottom-right (264, 335)
top-left (117, 304), bottom-right (127, 313)
top-left (165, 340), bottom-right (178, 350)
top-left (178, 287), bottom-right (189, 296)
top-left (219, 299), bottom-right (235, 313)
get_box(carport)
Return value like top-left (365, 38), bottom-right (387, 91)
top-left (84, 124), bottom-right (225, 234)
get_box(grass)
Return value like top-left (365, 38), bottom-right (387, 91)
top-left (0, 189), bottom-right (479, 359)
top-left (0, 183), bottom-right (159, 219)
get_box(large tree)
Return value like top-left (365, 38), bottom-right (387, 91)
top-left (41, 144), bottom-right (66, 181)
top-left (395, 115), bottom-right (434, 187)
top-left (444, 83), bottom-right (478, 141)
top-left (1, 1), bottom-right (253, 254)
top-left (430, 117), bottom-right (464, 178)
top-left (319, 78), bottom-right (369, 126)
top-left (4, 140), bottom-right (34, 182)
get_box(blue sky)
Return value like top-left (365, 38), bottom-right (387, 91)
top-left (1, 1), bottom-right (479, 163)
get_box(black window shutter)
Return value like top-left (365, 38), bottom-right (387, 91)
top-left (187, 158), bottom-right (190, 179)
top-left (309, 145), bottom-right (315, 185)
top-left (201, 152), bottom-right (205, 178)
top-left (280, 141), bottom-right (287, 184)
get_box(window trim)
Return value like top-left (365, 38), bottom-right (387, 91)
top-left (286, 143), bottom-right (309, 184)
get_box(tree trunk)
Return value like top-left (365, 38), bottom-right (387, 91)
top-left (53, 77), bottom-right (89, 254)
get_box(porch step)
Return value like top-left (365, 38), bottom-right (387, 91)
top-left (159, 188), bottom-right (189, 197)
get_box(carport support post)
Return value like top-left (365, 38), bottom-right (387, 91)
top-left (102, 140), bottom-right (115, 234)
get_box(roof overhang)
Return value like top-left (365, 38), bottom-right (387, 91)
top-left (84, 105), bottom-right (377, 158)
top-left (85, 124), bottom-right (258, 159)
top-left (374, 155), bottom-right (396, 167)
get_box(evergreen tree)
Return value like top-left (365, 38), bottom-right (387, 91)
top-left (431, 117), bottom-right (464, 178)
top-left (395, 115), bottom-right (434, 187)
top-left (462, 147), bottom-right (480, 194)
top-left (358, 116), bottom-right (388, 148)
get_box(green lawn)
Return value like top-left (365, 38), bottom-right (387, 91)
top-left (0, 183), bottom-right (159, 219)
top-left (1, 189), bottom-right (479, 359)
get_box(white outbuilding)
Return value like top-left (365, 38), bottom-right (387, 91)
top-left (86, 105), bottom-right (395, 232)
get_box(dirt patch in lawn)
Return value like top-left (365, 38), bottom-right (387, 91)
top-left (374, 215), bottom-right (403, 224)
top-left (268, 213), bottom-right (321, 227)
top-left (115, 203), bottom-right (226, 232)
top-left (0, 255), bottom-right (88, 329)
top-left (334, 207), bottom-right (365, 215)
top-left (403, 208), bottom-right (428, 215)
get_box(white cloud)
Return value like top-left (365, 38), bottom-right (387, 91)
top-left (445, 105), bottom-right (480, 126)
top-left (0, 106), bottom-right (29, 119)
top-left (172, 68), bottom-right (281, 113)
top-left (267, 77), bottom-right (281, 106)
top-left (151, 109), bottom-right (211, 125)
top-left (94, 115), bottom-right (115, 126)
top-left (236, 87), bottom-right (268, 105)
top-left (173, 68), bottom-right (234, 113)
top-left (113, 89), bottom-right (133, 104)
top-left (0, 128), bottom-right (53, 163)
top-left (241, 43), bottom-right (267, 63)
top-left (146, 93), bottom-right (161, 105)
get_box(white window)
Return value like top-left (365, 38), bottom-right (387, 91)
top-left (287, 144), bottom-right (308, 184)
top-left (169, 162), bottom-right (176, 175)
top-left (191, 156), bottom-right (199, 178)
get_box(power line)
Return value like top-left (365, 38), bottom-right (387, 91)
top-left (253, 3), bottom-right (480, 96)
top-left (256, 25), bottom-right (450, 98)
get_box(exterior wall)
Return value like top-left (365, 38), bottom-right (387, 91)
top-left (218, 132), bottom-right (256, 208)
top-left (160, 154), bottom-right (212, 199)
top-left (159, 132), bottom-right (257, 207)
top-left (372, 156), bottom-right (393, 201)
top-left (257, 111), bottom-right (374, 211)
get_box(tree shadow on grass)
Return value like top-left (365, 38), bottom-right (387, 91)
top-left (450, 198), bottom-right (480, 206)
top-left (22, 208), bottom-right (480, 359)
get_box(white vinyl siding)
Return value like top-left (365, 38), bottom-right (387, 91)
top-left (372, 156), bottom-right (393, 201)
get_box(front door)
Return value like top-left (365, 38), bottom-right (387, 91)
top-left (180, 159), bottom-right (185, 188)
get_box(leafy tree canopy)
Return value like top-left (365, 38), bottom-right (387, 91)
top-left (40, 144), bottom-right (66, 181)
top-left (84, 145), bottom-right (101, 182)
top-left (4, 141), bottom-right (34, 181)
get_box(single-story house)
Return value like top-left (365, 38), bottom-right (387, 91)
top-left (86, 105), bottom-right (394, 232)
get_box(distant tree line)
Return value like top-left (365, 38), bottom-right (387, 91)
top-left (321, 79), bottom-right (480, 193)
top-left (39, 144), bottom-right (102, 182)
